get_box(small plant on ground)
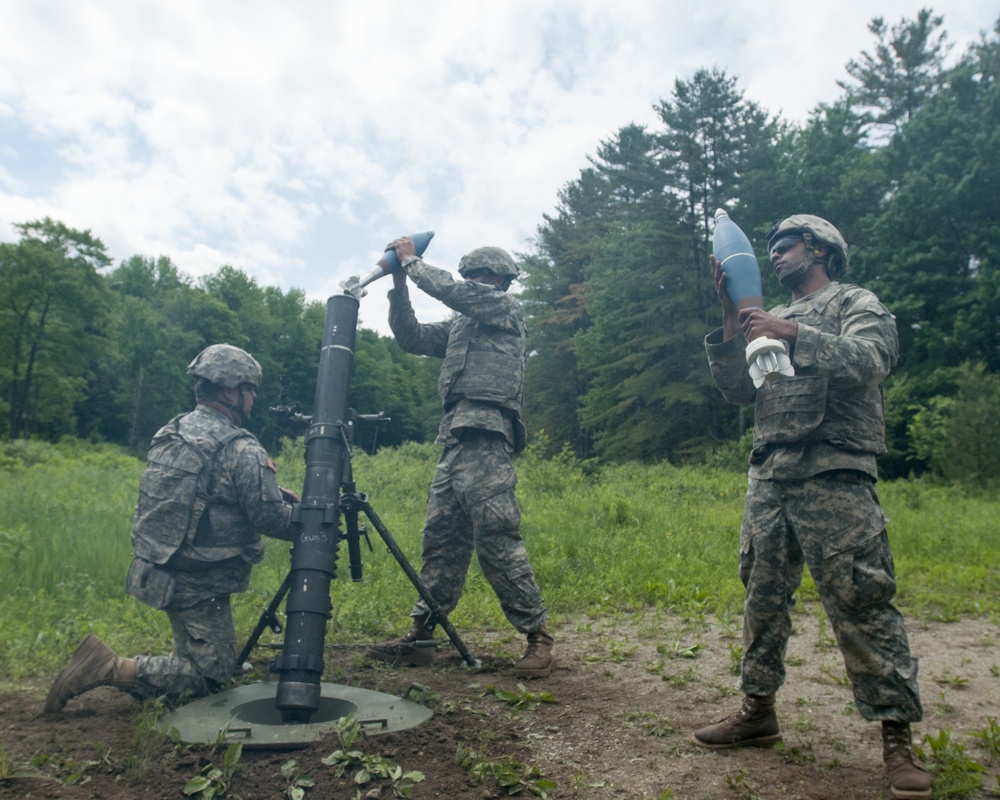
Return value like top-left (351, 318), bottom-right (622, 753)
top-left (456, 743), bottom-right (556, 798)
top-left (183, 742), bottom-right (243, 799)
top-left (321, 715), bottom-right (425, 798)
top-left (728, 642), bottom-right (743, 675)
top-left (724, 769), bottom-right (762, 800)
top-left (915, 728), bottom-right (985, 798)
top-left (657, 641), bottom-right (702, 659)
top-left (624, 711), bottom-right (676, 738)
top-left (280, 760), bottom-right (315, 799)
top-left (486, 683), bottom-right (559, 711)
top-left (970, 717), bottom-right (1000, 764)
top-left (0, 745), bottom-right (51, 781)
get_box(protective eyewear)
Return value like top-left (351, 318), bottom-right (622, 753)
top-left (769, 235), bottom-right (804, 257)
top-left (463, 268), bottom-right (492, 280)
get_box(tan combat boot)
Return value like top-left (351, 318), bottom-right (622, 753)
top-left (44, 634), bottom-right (137, 713)
top-left (366, 618), bottom-right (437, 666)
top-left (883, 721), bottom-right (932, 799)
top-left (691, 694), bottom-right (782, 749)
top-left (514, 627), bottom-right (555, 678)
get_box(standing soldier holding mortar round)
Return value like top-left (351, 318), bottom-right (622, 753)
top-left (694, 215), bottom-right (932, 800)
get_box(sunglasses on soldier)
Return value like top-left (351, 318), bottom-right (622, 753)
top-left (769, 235), bottom-right (804, 257)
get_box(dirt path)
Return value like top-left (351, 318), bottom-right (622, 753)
top-left (2, 606), bottom-right (998, 799)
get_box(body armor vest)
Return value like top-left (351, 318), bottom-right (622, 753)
top-left (753, 286), bottom-right (888, 454)
top-left (130, 411), bottom-right (254, 565)
top-left (438, 314), bottom-right (526, 413)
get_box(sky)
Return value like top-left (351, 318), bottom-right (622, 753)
top-left (1, 1), bottom-right (996, 336)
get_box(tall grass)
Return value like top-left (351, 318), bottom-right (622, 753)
top-left (2, 437), bottom-right (998, 681)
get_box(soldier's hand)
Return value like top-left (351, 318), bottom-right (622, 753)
top-left (711, 255), bottom-right (740, 341)
top-left (738, 308), bottom-right (798, 343)
top-left (386, 237), bottom-right (416, 268)
top-left (280, 487), bottom-right (300, 504)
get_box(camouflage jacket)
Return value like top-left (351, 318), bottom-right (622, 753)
top-left (705, 281), bottom-right (898, 480)
top-left (389, 259), bottom-right (526, 449)
top-left (131, 405), bottom-right (294, 572)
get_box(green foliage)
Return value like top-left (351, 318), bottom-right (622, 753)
top-left (916, 729), bottom-right (985, 798)
top-left (907, 363), bottom-right (1000, 485)
top-left (0, 14), bottom-right (998, 474)
top-left (182, 742), bottom-right (243, 799)
top-left (456, 743), bottom-right (556, 798)
top-left (971, 717), bottom-right (1000, 765)
top-left (280, 760), bottom-right (316, 800)
top-left (320, 715), bottom-right (425, 798)
top-left (4, 438), bottom-right (999, 682)
top-left (485, 683), bottom-right (559, 711)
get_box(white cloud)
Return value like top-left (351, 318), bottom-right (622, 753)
top-left (0, 0), bottom-right (996, 336)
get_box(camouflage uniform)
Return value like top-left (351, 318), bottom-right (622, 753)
top-left (388, 258), bottom-right (547, 633)
top-left (126, 404), bottom-right (294, 698)
top-left (705, 280), bottom-right (922, 722)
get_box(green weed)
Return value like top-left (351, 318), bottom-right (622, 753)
top-left (456, 743), bottom-right (556, 798)
top-left (970, 717), bottom-right (1000, 764)
top-left (0, 745), bottom-right (51, 781)
top-left (182, 742), bottom-right (243, 799)
top-left (320, 715), bottom-right (425, 798)
top-left (280, 760), bottom-right (315, 800)
top-left (4, 441), bottom-right (1000, 679)
top-left (916, 729), bottom-right (985, 798)
top-left (485, 683), bottom-right (559, 711)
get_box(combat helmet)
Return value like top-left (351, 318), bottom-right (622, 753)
top-left (187, 344), bottom-right (262, 389)
top-left (767, 215), bottom-right (849, 280)
top-left (457, 246), bottom-right (520, 280)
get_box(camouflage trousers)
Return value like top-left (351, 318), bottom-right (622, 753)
top-left (133, 594), bottom-right (237, 699)
top-left (738, 471), bottom-right (922, 722)
top-left (410, 431), bottom-right (547, 634)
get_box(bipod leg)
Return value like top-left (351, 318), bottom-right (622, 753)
top-left (359, 499), bottom-right (481, 668)
top-left (237, 571), bottom-right (292, 669)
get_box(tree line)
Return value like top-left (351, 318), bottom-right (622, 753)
top-left (2, 9), bottom-right (999, 483)
top-left (0, 222), bottom-right (442, 454)
top-left (518, 9), bottom-right (1000, 482)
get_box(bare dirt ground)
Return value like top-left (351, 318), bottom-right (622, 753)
top-left (2, 606), bottom-right (999, 799)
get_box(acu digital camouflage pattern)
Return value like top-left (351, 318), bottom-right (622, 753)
top-left (388, 258), bottom-right (546, 634)
top-left (390, 259), bottom-right (527, 437)
top-left (768, 214), bottom-right (849, 280)
top-left (738, 473), bottom-right (922, 721)
top-left (457, 245), bottom-right (520, 278)
top-left (706, 281), bottom-right (898, 482)
top-left (126, 403), bottom-right (294, 699)
top-left (186, 343), bottom-right (262, 389)
top-left (410, 431), bottom-right (545, 633)
top-left (705, 275), bottom-right (922, 723)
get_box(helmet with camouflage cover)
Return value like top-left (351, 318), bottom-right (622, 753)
top-left (457, 246), bottom-right (520, 280)
top-left (767, 214), bottom-right (849, 280)
top-left (187, 344), bottom-right (262, 389)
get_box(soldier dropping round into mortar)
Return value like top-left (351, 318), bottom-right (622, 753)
top-left (366, 236), bottom-right (554, 679)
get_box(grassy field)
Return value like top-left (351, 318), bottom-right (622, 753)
top-left (1, 437), bottom-right (998, 684)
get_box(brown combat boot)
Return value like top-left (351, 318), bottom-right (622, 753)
top-left (44, 634), bottom-right (137, 713)
top-left (366, 619), bottom-right (437, 666)
top-left (883, 721), bottom-right (932, 799)
top-left (514, 627), bottom-right (555, 678)
top-left (691, 694), bottom-right (782, 749)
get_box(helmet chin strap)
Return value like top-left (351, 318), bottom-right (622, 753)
top-left (778, 257), bottom-right (812, 289)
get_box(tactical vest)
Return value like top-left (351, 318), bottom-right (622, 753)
top-left (752, 285), bottom-right (889, 454)
top-left (438, 314), bottom-right (526, 413)
top-left (130, 412), bottom-right (254, 565)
